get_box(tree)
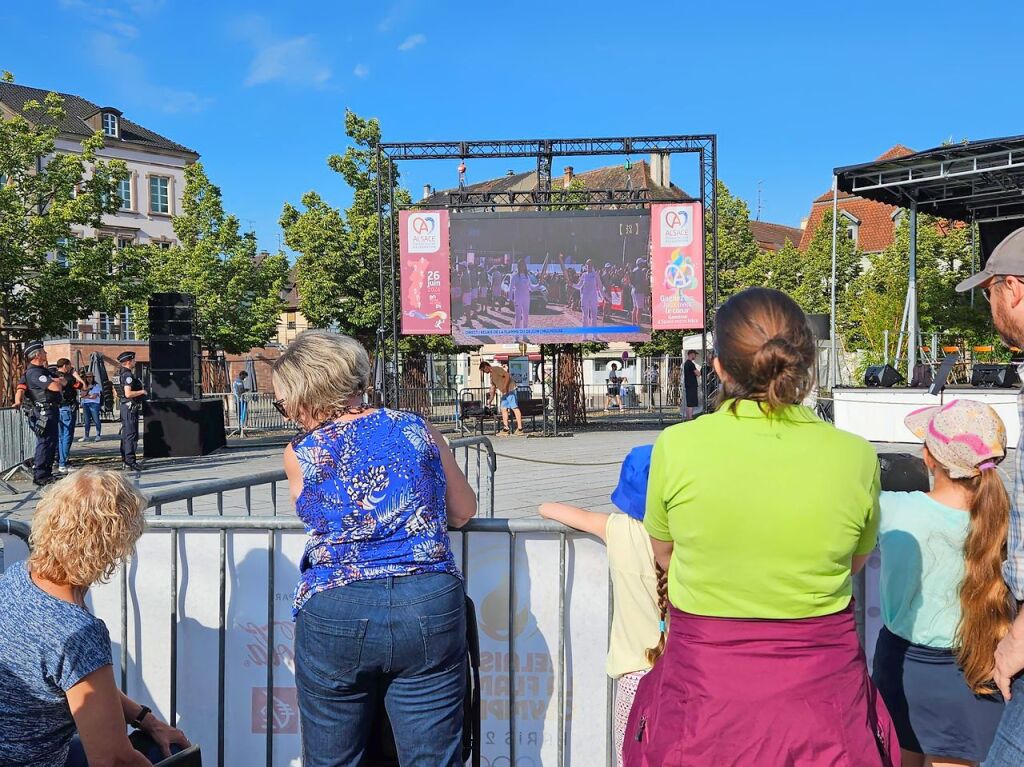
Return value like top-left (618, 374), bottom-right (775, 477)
top-left (136, 162), bottom-right (288, 354)
top-left (712, 180), bottom-right (763, 302)
top-left (0, 74), bottom-right (130, 339)
top-left (282, 110), bottom-right (458, 357)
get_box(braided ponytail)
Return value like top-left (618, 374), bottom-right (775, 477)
top-left (645, 561), bottom-right (670, 665)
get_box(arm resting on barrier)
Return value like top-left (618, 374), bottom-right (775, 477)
top-left (431, 424), bottom-right (476, 528)
top-left (538, 503), bottom-right (609, 542)
top-left (119, 691), bottom-right (191, 758)
top-left (66, 667), bottom-right (154, 767)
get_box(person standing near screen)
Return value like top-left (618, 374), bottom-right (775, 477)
top-left (511, 258), bottom-right (533, 342)
top-left (683, 350), bottom-right (700, 420)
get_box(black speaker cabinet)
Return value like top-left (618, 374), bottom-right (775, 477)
top-left (879, 453), bottom-right (929, 493)
top-left (143, 399), bottom-right (226, 458)
top-left (807, 314), bottom-right (831, 341)
top-left (151, 369), bottom-right (200, 399)
top-left (150, 292), bottom-right (195, 308)
top-left (971, 363), bottom-right (1021, 388)
top-left (148, 305), bottom-right (195, 336)
top-left (150, 336), bottom-right (199, 371)
top-left (864, 364), bottom-right (904, 388)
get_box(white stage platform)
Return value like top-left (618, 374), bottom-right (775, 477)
top-left (833, 387), bottom-right (1021, 444)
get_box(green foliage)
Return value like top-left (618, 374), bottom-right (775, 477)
top-left (0, 81), bottom-right (130, 338)
top-left (712, 180), bottom-right (763, 302)
top-left (137, 163), bottom-right (288, 353)
top-left (283, 110), bottom-right (458, 355)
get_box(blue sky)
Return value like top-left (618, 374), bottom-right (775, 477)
top-left (4, 0), bottom-right (1024, 253)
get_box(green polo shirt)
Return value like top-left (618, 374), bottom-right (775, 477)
top-left (645, 399), bottom-right (880, 619)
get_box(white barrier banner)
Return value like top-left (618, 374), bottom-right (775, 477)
top-left (81, 528), bottom-right (610, 767)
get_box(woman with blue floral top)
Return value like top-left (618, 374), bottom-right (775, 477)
top-left (273, 330), bottom-right (477, 767)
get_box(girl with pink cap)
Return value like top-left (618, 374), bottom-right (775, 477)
top-left (873, 399), bottom-right (1013, 767)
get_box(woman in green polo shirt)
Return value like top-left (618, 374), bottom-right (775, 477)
top-left (623, 287), bottom-right (898, 767)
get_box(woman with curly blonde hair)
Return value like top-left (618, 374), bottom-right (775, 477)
top-left (0, 467), bottom-right (191, 766)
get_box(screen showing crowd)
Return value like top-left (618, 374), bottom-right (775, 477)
top-left (448, 210), bottom-right (653, 345)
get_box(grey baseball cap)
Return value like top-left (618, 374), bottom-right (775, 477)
top-left (956, 228), bottom-right (1024, 292)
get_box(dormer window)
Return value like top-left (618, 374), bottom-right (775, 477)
top-left (840, 210), bottom-right (860, 246)
top-left (102, 112), bottom-right (119, 138)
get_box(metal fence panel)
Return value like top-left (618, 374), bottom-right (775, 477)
top-left (0, 407), bottom-right (34, 492)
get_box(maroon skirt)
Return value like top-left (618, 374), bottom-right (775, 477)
top-left (623, 606), bottom-right (899, 767)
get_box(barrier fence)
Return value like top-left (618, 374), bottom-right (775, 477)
top-left (0, 407), bottom-right (35, 492)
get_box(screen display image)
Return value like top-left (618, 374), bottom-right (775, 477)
top-left (449, 210), bottom-right (652, 345)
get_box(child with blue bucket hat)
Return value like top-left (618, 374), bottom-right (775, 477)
top-left (539, 445), bottom-right (663, 767)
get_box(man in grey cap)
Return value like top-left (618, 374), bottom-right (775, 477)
top-left (961, 228), bottom-right (1024, 764)
top-left (13, 341), bottom-right (64, 486)
top-left (117, 351), bottom-right (146, 471)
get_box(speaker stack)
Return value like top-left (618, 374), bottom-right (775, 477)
top-left (143, 293), bottom-right (226, 459)
top-left (971, 363), bottom-right (1021, 388)
top-left (864, 364), bottom-right (904, 388)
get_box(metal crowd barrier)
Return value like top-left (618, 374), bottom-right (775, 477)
top-left (0, 407), bottom-right (35, 492)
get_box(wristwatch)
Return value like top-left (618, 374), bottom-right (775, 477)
top-left (130, 704), bottom-right (152, 730)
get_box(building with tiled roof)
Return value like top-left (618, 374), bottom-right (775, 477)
top-left (798, 145), bottom-right (915, 253)
top-left (749, 220), bottom-right (804, 252)
top-left (1, 81), bottom-right (199, 344)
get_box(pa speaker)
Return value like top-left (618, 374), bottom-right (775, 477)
top-left (807, 314), bottom-right (830, 341)
top-left (972, 363), bottom-right (1021, 388)
top-left (864, 364), bottom-right (903, 388)
top-left (150, 292), bottom-right (195, 308)
top-left (150, 336), bottom-right (199, 371)
top-left (151, 369), bottom-right (199, 399)
top-left (148, 305), bottom-right (195, 336)
top-left (143, 399), bottom-right (226, 458)
top-left (879, 453), bottom-right (929, 493)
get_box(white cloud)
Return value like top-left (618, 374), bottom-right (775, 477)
top-left (234, 16), bottom-right (332, 89)
top-left (353, 64), bottom-right (370, 79)
top-left (377, 0), bottom-right (415, 33)
top-left (398, 33), bottom-right (426, 52)
top-left (88, 32), bottom-right (211, 114)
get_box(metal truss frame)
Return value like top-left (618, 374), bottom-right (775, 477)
top-left (374, 135), bottom-right (718, 408)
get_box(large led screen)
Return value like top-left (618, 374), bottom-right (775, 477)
top-left (449, 210), bottom-right (652, 345)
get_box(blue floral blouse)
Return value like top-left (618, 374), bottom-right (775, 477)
top-left (290, 408), bottom-right (461, 617)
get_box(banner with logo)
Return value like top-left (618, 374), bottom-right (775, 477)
top-left (650, 202), bottom-right (705, 330)
top-left (400, 209), bottom-right (452, 335)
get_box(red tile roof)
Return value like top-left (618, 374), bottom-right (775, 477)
top-left (749, 220), bottom-right (804, 251)
top-left (801, 145), bottom-right (915, 252)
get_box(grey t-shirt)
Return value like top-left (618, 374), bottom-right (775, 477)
top-left (0, 561), bottom-right (112, 766)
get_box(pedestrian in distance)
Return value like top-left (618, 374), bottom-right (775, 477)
top-left (117, 351), bottom-right (145, 472)
top-left (605, 362), bottom-right (623, 413)
top-left (682, 350), bottom-right (700, 420)
top-left (13, 341), bottom-right (65, 487)
top-left (54, 358), bottom-right (85, 474)
top-left (872, 400), bottom-right (1010, 767)
top-left (233, 370), bottom-right (250, 429)
top-left (624, 288), bottom-right (898, 766)
top-left (954, 228), bottom-right (1024, 765)
top-left (480, 359), bottom-right (523, 436)
top-left (539, 445), bottom-right (664, 767)
top-left (79, 371), bottom-right (103, 442)
top-left (273, 330), bottom-right (476, 767)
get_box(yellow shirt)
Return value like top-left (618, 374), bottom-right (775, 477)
top-left (605, 513), bottom-right (662, 678)
top-left (645, 399), bottom-right (880, 619)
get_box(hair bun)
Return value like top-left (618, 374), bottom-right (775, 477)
top-left (751, 336), bottom-right (810, 406)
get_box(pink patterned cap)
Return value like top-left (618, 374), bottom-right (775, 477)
top-left (904, 399), bottom-right (1007, 479)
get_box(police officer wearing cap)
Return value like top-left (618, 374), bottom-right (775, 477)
top-left (13, 341), bottom-right (65, 486)
top-left (118, 351), bottom-right (145, 471)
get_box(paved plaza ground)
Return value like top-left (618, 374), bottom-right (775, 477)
top-left (0, 423), bottom-right (962, 526)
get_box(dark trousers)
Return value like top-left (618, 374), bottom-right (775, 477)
top-left (120, 404), bottom-right (139, 464)
top-left (33, 408), bottom-right (58, 482)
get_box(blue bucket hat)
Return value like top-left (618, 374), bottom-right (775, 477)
top-left (611, 445), bottom-right (654, 521)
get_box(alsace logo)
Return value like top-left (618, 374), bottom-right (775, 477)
top-left (660, 205), bottom-right (695, 247)
top-left (407, 212), bottom-right (442, 253)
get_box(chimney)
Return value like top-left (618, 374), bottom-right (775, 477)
top-left (422, 184), bottom-right (433, 200)
top-left (506, 169), bottom-right (515, 177)
top-left (800, 217), bottom-right (809, 230)
top-left (661, 153), bottom-right (671, 188)
top-left (563, 166), bottom-right (574, 186)
top-left (649, 154), bottom-right (662, 187)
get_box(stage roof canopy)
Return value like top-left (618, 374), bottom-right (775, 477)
top-left (834, 135), bottom-right (1024, 223)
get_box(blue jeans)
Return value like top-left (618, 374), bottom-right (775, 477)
top-left (987, 677), bottom-right (1024, 764)
top-left (82, 403), bottom-right (101, 438)
top-left (295, 572), bottom-right (467, 767)
top-left (57, 405), bottom-right (76, 467)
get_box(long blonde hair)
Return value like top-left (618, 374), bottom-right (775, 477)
top-left (953, 467), bottom-right (1015, 693)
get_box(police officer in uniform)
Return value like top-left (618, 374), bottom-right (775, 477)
top-left (13, 341), bottom-right (65, 487)
top-left (118, 351), bottom-right (145, 471)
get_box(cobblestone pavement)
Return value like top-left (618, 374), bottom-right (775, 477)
top-left (0, 423), bottom-right (974, 527)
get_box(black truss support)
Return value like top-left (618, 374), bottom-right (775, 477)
top-left (416, 188), bottom-right (695, 211)
top-left (379, 135), bottom-right (714, 161)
